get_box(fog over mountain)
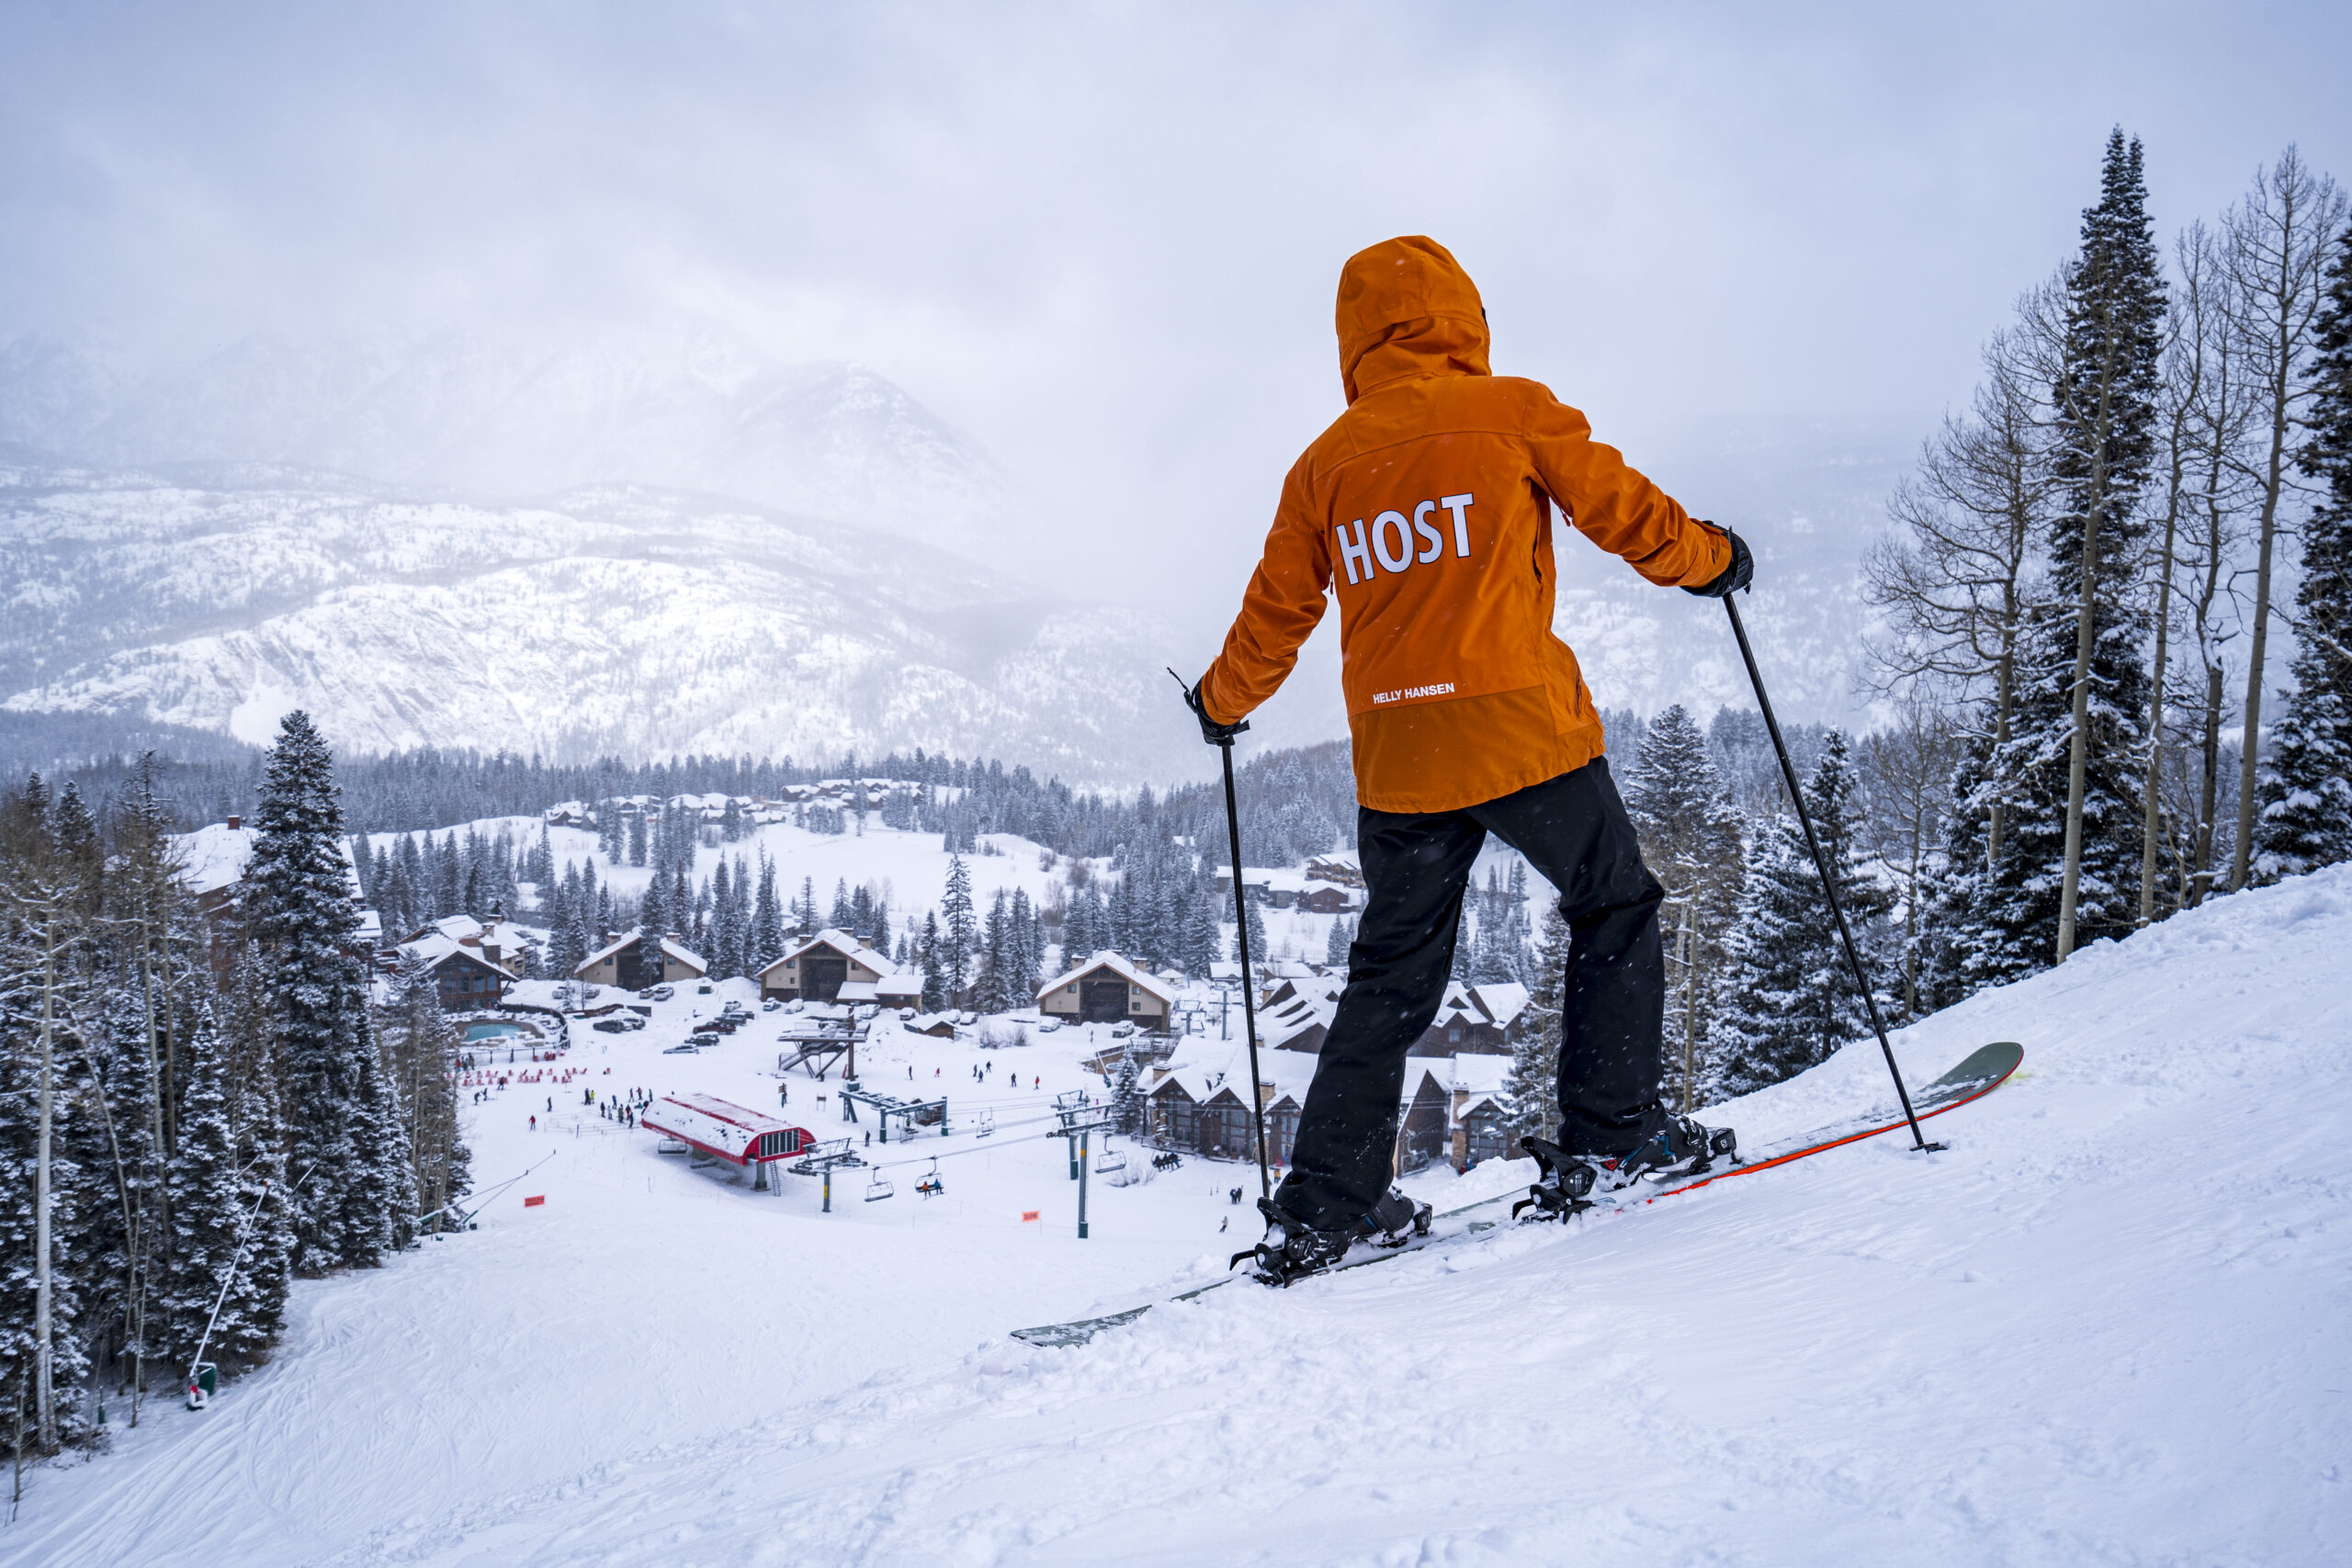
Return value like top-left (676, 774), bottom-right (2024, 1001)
top-left (0, 324), bottom-right (1904, 784)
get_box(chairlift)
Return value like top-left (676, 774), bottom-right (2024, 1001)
top-left (916, 1158), bottom-right (944, 1199)
top-left (865, 1169), bottom-right (895, 1202)
top-left (1093, 1140), bottom-right (1127, 1176)
top-left (976, 1110), bottom-right (995, 1139)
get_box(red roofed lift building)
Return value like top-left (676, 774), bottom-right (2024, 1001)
top-left (640, 1094), bottom-right (815, 1192)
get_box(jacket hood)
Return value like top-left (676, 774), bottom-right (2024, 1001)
top-left (1336, 235), bottom-right (1490, 403)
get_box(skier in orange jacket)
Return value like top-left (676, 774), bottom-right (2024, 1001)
top-left (1185, 236), bottom-right (1750, 1280)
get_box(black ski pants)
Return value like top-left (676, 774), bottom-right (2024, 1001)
top-left (1273, 758), bottom-right (1667, 1231)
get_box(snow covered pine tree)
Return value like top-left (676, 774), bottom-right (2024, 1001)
top-left (1707, 732), bottom-right (1894, 1099)
top-left (245, 712), bottom-right (415, 1274)
top-left (1969, 129), bottom-right (2167, 976)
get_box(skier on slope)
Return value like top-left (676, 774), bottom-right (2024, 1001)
top-left (1182, 235), bottom-right (1750, 1283)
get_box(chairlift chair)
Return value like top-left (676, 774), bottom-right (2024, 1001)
top-left (865, 1169), bottom-right (895, 1202)
top-left (1093, 1140), bottom-right (1127, 1175)
top-left (976, 1110), bottom-right (995, 1138)
top-left (916, 1158), bottom-right (944, 1198)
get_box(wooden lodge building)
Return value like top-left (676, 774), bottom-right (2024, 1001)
top-left (575, 930), bottom-right (708, 991)
top-left (1036, 951), bottom-right (1177, 1030)
top-left (1143, 1049), bottom-right (1511, 1174)
top-left (758, 929), bottom-right (920, 1006)
top-left (389, 914), bottom-right (531, 1011)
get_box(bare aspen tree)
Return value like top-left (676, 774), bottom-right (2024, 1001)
top-left (1864, 326), bottom-right (2053, 863)
top-left (1860, 700), bottom-right (1965, 1017)
top-left (2222, 148), bottom-right (2346, 890)
top-left (2141, 225), bottom-right (2222, 921)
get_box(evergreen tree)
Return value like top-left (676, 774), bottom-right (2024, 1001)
top-left (1111, 1052), bottom-right (1143, 1136)
top-left (1623, 704), bottom-right (1747, 1096)
top-left (976, 889), bottom-right (1011, 1012)
top-left (1063, 883), bottom-right (1101, 962)
top-left (244, 712), bottom-right (405, 1274)
top-left (752, 855), bottom-right (784, 973)
top-left (1179, 884), bottom-right (1221, 978)
top-left (1705, 733), bottom-right (1896, 1099)
top-left (919, 911), bottom-right (945, 1011)
top-left (160, 1006), bottom-right (287, 1371)
top-left (2256, 220), bottom-right (2352, 877)
top-left (1500, 905), bottom-right (1567, 1147)
top-left (940, 856), bottom-right (976, 1001)
top-left (1008, 889), bottom-right (1042, 1003)
top-left (1983, 130), bottom-right (2167, 968)
top-left (1242, 886), bottom-right (1268, 969)
top-left (1323, 911), bottom-right (1355, 970)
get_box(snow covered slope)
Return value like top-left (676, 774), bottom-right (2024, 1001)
top-left (0, 468), bottom-right (1193, 783)
top-left (11, 866), bottom-right (2348, 1565)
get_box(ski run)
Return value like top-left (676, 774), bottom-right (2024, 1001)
top-left (0, 861), bottom-right (2341, 1566)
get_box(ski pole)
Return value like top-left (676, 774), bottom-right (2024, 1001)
top-left (1172, 670), bottom-right (1274, 1201)
top-left (1721, 595), bottom-right (1940, 1152)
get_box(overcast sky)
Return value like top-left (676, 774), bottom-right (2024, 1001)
top-left (5, 1), bottom-right (2347, 616)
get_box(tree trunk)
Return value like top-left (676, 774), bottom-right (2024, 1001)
top-left (2193, 662), bottom-right (2224, 905)
top-left (35, 915), bottom-right (57, 1449)
top-left (2141, 497), bottom-right (2182, 922)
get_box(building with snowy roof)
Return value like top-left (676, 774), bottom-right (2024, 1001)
top-left (1037, 951), bottom-right (1176, 1029)
top-left (173, 816), bottom-right (369, 974)
top-left (575, 930), bottom-right (707, 991)
top-left (1141, 1042), bottom-right (1513, 1174)
top-left (393, 913), bottom-right (531, 1011)
top-left (759, 929), bottom-right (914, 1005)
top-left (1141, 1043), bottom-right (1316, 1165)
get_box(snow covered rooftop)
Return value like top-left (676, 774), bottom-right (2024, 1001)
top-left (1037, 950), bottom-right (1177, 1007)
top-left (765, 927), bottom-right (894, 978)
top-left (172, 819), bottom-right (363, 901)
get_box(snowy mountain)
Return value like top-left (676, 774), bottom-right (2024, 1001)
top-left (0, 465), bottom-right (1194, 783)
top-left (0, 326), bottom-right (1018, 555)
top-left (7, 862), bottom-right (2345, 1564)
top-left (0, 326), bottom-right (1909, 780)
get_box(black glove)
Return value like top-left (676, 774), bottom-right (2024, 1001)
top-left (1171, 668), bottom-right (1250, 747)
top-left (1680, 525), bottom-right (1753, 599)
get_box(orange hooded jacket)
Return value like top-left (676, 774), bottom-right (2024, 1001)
top-left (1198, 235), bottom-right (1730, 815)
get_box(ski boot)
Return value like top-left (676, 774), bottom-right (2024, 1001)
top-left (1512, 1116), bottom-right (1738, 1222)
top-left (1233, 1188), bottom-right (1433, 1286)
top-left (1618, 1112), bottom-right (1738, 1184)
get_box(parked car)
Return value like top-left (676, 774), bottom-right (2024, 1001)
top-left (662, 1043), bottom-right (697, 1055)
top-left (592, 1017), bottom-right (633, 1033)
top-left (762, 999), bottom-right (782, 1012)
top-left (1110, 1021), bottom-right (1136, 1038)
top-left (707, 1018), bottom-right (739, 1034)
top-left (695, 983), bottom-right (713, 995)
top-left (896, 1007), bottom-right (917, 1021)
top-left (650, 984), bottom-right (675, 1001)
top-left (689, 1030), bottom-right (720, 1047)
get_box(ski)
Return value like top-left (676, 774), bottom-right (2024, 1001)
top-left (1010, 1041), bottom-right (2022, 1348)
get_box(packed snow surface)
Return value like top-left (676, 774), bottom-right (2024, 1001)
top-left (13, 869), bottom-right (2352, 1566)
